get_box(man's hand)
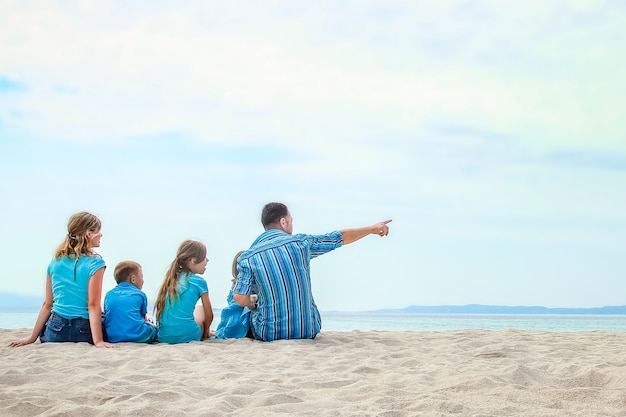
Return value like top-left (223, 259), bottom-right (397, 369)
top-left (372, 219), bottom-right (392, 237)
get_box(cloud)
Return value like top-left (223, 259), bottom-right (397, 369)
top-left (0, 1), bottom-right (625, 310)
top-left (0, 76), bottom-right (26, 93)
top-left (1, 0), bottom-right (624, 159)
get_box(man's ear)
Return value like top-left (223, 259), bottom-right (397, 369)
top-left (130, 274), bottom-right (135, 283)
top-left (279, 217), bottom-right (286, 229)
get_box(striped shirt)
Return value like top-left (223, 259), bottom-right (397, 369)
top-left (233, 229), bottom-right (343, 341)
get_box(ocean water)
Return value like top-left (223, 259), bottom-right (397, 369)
top-left (3, 311), bottom-right (626, 332)
top-left (318, 312), bottom-right (626, 332)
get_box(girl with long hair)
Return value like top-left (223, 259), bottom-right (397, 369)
top-left (154, 240), bottom-right (214, 343)
top-left (215, 250), bottom-right (256, 339)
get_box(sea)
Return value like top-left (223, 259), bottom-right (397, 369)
top-left (2, 311), bottom-right (626, 332)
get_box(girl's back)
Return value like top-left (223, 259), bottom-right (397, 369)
top-left (157, 272), bottom-right (208, 343)
top-left (154, 240), bottom-right (213, 344)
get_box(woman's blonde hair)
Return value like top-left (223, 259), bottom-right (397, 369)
top-left (54, 212), bottom-right (101, 259)
top-left (154, 240), bottom-right (207, 323)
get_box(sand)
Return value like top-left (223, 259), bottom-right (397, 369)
top-left (1, 329), bottom-right (626, 416)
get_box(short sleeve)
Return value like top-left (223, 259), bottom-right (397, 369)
top-left (88, 255), bottom-right (106, 276)
top-left (191, 274), bottom-right (208, 296)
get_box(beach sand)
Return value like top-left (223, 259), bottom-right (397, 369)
top-left (1, 329), bottom-right (626, 416)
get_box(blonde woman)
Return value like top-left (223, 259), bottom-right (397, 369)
top-left (10, 212), bottom-right (115, 348)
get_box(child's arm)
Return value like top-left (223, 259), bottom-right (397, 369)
top-left (234, 293), bottom-right (258, 310)
top-left (144, 314), bottom-right (155, 325)
top-left (88, 267), bottom-right (117, 348)
top-left (140, 294), bottom-right (155, 325)
top-left (200, 293), bottom-right (214, 339)
top-left (9, 275), bottom-right (53, 347)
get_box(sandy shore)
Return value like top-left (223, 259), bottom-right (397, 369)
top-left (2, 329), bottom-right (626, 416)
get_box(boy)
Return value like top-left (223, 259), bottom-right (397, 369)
top-left (103, 261), bottom-right (158, 343)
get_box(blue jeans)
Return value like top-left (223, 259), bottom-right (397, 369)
top-left (40, 312), bottom-right (93, 344)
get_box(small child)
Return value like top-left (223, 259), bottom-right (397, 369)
top-left (154, 240), bottom-right (214, 344)
top-left (215, 250), bottom-right (256, 339)
top-left (103, 261), bottom-right (158, 343)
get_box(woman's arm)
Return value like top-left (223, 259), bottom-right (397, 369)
top-left (88, 267), bottom-right (116, 348)
top-left (8, 275), bottom-right (54, 347)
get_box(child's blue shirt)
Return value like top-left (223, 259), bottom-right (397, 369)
top-left (215, 287), bottom-right (251, 339)
top-left (157, 273), bottom-right (208, 344)
top-left (103, 282), bottom-right (157, 343)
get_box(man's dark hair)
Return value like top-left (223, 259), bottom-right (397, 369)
top-left (261, 202), bottom-right (289, 227)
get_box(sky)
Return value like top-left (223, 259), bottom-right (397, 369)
top-left (1, 0), bottom-right (625, 312)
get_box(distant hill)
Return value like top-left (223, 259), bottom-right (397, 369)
top-left (373, 304), bottom-right (626, 315)
top-left (2, 292), bottom-right (625, 315)
top-left (0, 292), bottom-right (42, 311)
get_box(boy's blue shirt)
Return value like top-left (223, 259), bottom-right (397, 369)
top-left (103, 282), bottom-right (157, 343)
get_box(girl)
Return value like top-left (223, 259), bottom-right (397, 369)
top-left (10, 211), bottom-right (115, 348)
top-left (154, 240), bottom-right (214, 343)
top-left (215, 250), bottom-right (256, 339)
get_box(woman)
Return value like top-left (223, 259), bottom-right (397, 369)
top-left (9, 211), bottom-right (115, 348)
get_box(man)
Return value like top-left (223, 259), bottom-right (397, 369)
top-left (233, 202), bottom-right (391, 341)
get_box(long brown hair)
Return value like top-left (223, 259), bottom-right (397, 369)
top-left (154, 240), bottom-right (207, 323)
top-left (54, 212), bottom-right (101, 259)
top-left (231, 250), bottom-right (244, 283)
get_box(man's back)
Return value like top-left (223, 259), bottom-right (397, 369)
top-left (234, 229), bottom-right (343, 341)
